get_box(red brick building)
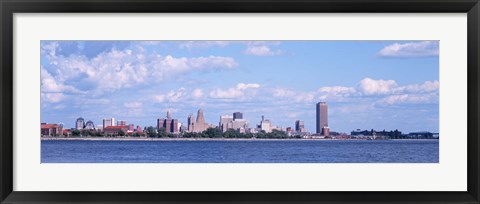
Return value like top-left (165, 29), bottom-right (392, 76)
top-left (41, 124), bottom-right (63, 136)
top-left (103, 126), bottom-right (128, 136)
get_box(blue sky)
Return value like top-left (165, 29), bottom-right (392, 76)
top-left (41, 40), bottom-right (439, 133)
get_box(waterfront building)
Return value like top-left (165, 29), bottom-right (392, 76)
top-left (295, 120), bottom-right (305, 132)
top-left (316, 102), bottom-right (328, 135)
top-left (219, 115), bottom-right (234, 132)
top-left (117, 120), bottom-right (127, 126)
top-left (408, 131), bottom-right (434, 139)
top-left (85, 120), bottom-right (95, 130)
top-left (104, 126), bottom-right (128, 136)
top-left (322, 126), bottom-right (330, 136)
top-left (103, 118), bottom-right (115, 129)
top-left (187, 114), bottom-right (195, 132)
top-left (233, 112), bottom-right (243, 120)
top-left (96, 124), bottom-right (103, 132)
top-left (259, 115), bottom-right (272, 133)
top-left (127, 124), bottom-right (135, 133)
top-left (157, 111), bottom-right (179, 133)
top-left (232, 119), bottom-right (248, 130)
top-left (286, 127), bottom-right (293, 136)
top-left (351, 129), bottom-right (402, 138)
top-left (41, 123), bottom-right (63, 136)
top-left (219, 113), bottom-right (248, 133)
top-left (246, 127), bottom-right (258, 134)
top-left (188, 109), bottom-right (208, 133)
top-left (136, 125), bottom-right (142, 133)
top-left (75, 117), bottom-right (85, 130)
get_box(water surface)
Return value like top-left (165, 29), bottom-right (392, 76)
top-left (41, 139), bottom-right (439, 163)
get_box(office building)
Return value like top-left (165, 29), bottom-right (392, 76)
top-left (103, 118), bottom-right (115, 129)
top-left (127, 124), bottom-right (135, 132)
top-left (117, 120), bottom-right (127, 126)
top-left (219, 113), bottom-right (248, 133)
top-left (188, 109), bottom-right (208, 133)
top-left (219, 115), bottom-right (234, 132)
top-left (295, 120), bottom-right (305, 132)
top-left (104, 126), bottom-right (128, 136)
top-left (85, 120), bottom-right (95, 130)
top-left (41, 123), bottom-right (63, 136)
top-left (233, 112), bottom-right (243, 120)
top-left (316, 102), bottom-right (328, 135)
top-left (157, 111), bottom-right (179, 133)
top-left (259, 115), bottom-right (272, 133)
top-left (75, 117), bottom-right (85, 130)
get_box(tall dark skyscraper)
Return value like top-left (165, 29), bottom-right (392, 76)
top-left (233, 112), bottom-right (243, 120)
top-left (316, 102), bottom-right (328, 134)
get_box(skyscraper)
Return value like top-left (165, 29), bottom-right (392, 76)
top-left (187, 114), bottom-right (195, 132)
top-left (316, 102), bottom-right (328, 135)
top-left (219, 115), bottom-right (234, 132)
top-left (194, 109), bottom-right (207, 132)
top-left (75, 117), bottom-right (85, 130)
top-left (117, 120), bottom-right (127, 126)
top-left (157, 111), bottom-right (179, 133)
top-left (187, 109), bottom-right (208, 133)
top-left (295, 120), bottom-right (305, 132)
top-left (233, 112), bottom-right (243, 120)
top-left (103, 118), bottom-right (115, 129)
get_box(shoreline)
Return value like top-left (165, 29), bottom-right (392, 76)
top-left (40, 137), bottom-right (438, 141)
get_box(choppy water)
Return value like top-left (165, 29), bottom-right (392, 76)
top-left (41, 139), bottom-right (438, 163)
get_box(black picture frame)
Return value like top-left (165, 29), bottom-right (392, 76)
top-left (1, 0), bottom-right (479, 203)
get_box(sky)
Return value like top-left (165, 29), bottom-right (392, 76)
top-left (40, 40), bottom-right (439, 133)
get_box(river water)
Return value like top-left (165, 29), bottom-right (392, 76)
top-left (41, 139), bottom-right (439, 163)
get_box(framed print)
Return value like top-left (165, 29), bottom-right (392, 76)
top-left (1, 0), bottom-right (479, 203)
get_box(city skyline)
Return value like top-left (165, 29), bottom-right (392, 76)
top-left (41, 40), bottom-right (439, 133)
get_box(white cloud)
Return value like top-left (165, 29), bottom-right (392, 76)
top-left (377, 41), bottom-right (439, 58)
top-left (192, 88), bottom-right (203, 98)
top-left (53, 104), bottom-right (66, 110)
top-left (44, 47), bottom-right (239, 97)
top-left (154, 88), bottom-right (188, 103)
top-left (209, 83), bottom-right (260, 99)
top-left (294, 92), bottom-right (316, 103)
top-left (41, 68), bottom-right (84, 94)
top-left (244, 45), bottom-right (284, 56)
top-left (319, 86), bottom-right (354, 93)
top-left (41, 41), bottom-right (59, 57)
top-left (272, 88), bottom-right (295, 97)
top-left (268, 78), bottom-right (438, 105)
top-left (338, 105), bottom-right (373, 114)
top-left (124, 102), bottom-right (142, 109)
top-left (179, 41), bottom-right (230, 49)
top-left (318, 86), bottom-right (357, 102)
top-left (154, 87), bottom-right (206, 103)
top-left (358, 78), bottom-right (398, 95)
top-left (41, 93), bottom-right (65, 103)
top-left (154, 95), bottom-right (166, 103)
top-left (397, 80), bottom-right (439, 93)
top-left (379, 93), bottom-right (438, 105)
top-left (236, 83), bottom-right (260, 90)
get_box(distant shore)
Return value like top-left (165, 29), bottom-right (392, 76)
top-left (40, 137), bottom-right (437, 141)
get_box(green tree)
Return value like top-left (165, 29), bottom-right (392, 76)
top-left (205, 127), bottom-right (222, 138)
top-left (72, 129), bottom-right (80, 136)
top-left (146, 126), bottom-right (157, 137)
top-left (118, 129), bottom-right (126, 136)
top-left (223, 128), bottom-right (240, 138)
top-left (157, 127), bottom-right (168, 138)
